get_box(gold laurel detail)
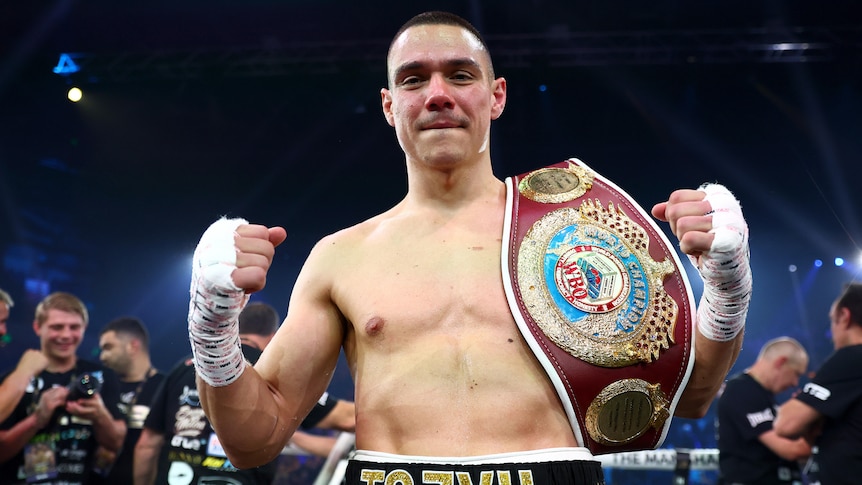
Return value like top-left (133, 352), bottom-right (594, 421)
top-left (578, 199), bottom-right (678, 363)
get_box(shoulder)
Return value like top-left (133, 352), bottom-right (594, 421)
top-left (303, 210), bottom-right (395, 275)
top-left (721, 373), bottom-right (750, 393)
top-left (312, 211), bottom-right (391, 254)
top-left (821, 345), bottom-right (862, 370)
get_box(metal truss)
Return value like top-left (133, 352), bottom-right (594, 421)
top-left (65, 25), bottom-right (861, 82)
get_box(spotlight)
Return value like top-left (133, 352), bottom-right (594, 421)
top-left (814, 259), bottom-right (823, 268)
top-left (67, 87), bottom-right (82, 102)
top-left (539, 84), bottom-right (547, 92)
top-left (835, 257), bottom-right (845, 267)
top-left (52, 53), bottom-right (80, 75)
top-left (789, 264), bottom-right (797, 273)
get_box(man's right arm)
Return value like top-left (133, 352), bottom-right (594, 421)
top-left (133, 428), bottom-right (164, 485)
top-left (192, 222), bottom-right (345, 469)
top-left (0, 350), bottom-right (48, 423)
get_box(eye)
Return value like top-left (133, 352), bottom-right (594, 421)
top-left (399, 76), bottom-right (424, 88)
top-left (450, 70), bottom-right (478, 83)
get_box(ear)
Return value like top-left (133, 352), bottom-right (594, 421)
top-left (381, 88), bottom-right (395, 127)
top-left (490, 77), bottom-right (507, 120)
top-left (839, 306), bottom-right (853, 326)
top-left (774, 355), bottom-right (788, 369)
top-left (32, 319), bottom-right (41, 337)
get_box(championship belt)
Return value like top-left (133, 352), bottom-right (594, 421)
top-left (502, 158), bottom-right (696, 455)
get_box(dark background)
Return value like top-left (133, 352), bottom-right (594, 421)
top-left (1, 1), bottom-right (860, 483)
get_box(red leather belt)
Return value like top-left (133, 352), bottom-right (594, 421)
top-left (502, 159), bottom-right (696, 455)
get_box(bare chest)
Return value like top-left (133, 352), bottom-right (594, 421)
top-left (334, 228), bottom-right (512, 341)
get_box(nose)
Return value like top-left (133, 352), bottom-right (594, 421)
top-left (424, 74), bottom-right (455, 111)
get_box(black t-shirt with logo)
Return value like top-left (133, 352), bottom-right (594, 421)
top-left (0, 359), bottom-right (125, 485)
top-left (96, 370), bottom-right (166, 484)
top-left (716, 372), bottom-right (801, 483)
top-left (794, 344), bottom-right (862, 484)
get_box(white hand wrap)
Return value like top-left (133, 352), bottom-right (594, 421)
top-left (692, 184), bottom-right (752, 342)
top-left (188, 217), bottom-right (250, 387)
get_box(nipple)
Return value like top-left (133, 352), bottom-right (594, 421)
top-left (365, 316), bottom-right (385, 336)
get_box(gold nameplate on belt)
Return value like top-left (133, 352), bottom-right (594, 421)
top-left (503, 159), bottom-right (695, 454)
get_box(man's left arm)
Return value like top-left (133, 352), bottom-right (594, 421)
top-left (774, 399), bottom-right (823, 442)
top-left (652, 184), bottom-right (751, 418)
top-left (680, 335), bottom-right (743, 417)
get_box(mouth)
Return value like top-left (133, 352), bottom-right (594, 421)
top-left (420, 117), bottom-right (465, 130)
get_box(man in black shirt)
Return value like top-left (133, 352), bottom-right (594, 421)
top-left (776, 282), bottom-right (862, 485)
top-left (96, 316), bottom-right (166, 483)
top-left (717, 337), bottom-right (811, 484)
top-left (0, 292), bottom-right (127, 485)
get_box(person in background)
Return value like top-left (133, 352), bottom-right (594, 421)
top-left (96, 316), bottom-right (166, 483)
top-left (775, 282), bottom-right (862, 485)
top-left (134, 301), bottom-right (355, 485)
top-left (0, 289), bottom-right (49, 424)
top-left (717, 337), bottom-right (811, 485)
top-left (0, 291), bottom-right (126, 485)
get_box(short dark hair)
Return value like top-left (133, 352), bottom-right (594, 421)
top-left (388, 10), bottom-right (494, 78)
top-left (836, 282), bottom-right (862, 327)
top-left (100, 316), bottom-right (150, 349)
top-left (239, 302), bottom-right (280, 337)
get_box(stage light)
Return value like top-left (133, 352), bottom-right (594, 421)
top-left (539, 84), bottom-right (547, 92)
top-left (835, 257), bottom-right (845, 267)
top-left (67, 87), bottom-right (82, 102)
top-left (788, 264), bottom-right (797, 273)
top-left (53, 53), bottom-right (80, 75)
top-left (814, 259), bottom-right (823, 268)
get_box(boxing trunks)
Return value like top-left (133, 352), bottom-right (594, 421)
top-left (502, 158), bottom-right (696, 455)
top-left (347, 448), bottom-right (605, 485)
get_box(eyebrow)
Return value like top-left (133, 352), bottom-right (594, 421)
top-left (392, 58), bottom-right (483, 81)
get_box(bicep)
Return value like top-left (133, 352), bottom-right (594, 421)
top-left (255, 250), bottom-right (346, 419)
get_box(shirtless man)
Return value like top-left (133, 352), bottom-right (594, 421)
top-left (189, 11), bottom-right (751, 484)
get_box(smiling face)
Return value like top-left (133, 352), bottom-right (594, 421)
top-left (34, 309), bottom-right (86, 365)
top-left (381, 24), bottom-right (506, 169)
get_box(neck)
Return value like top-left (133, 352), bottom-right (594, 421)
top-left (125, 357), bottom-right (154, 383)
top-left (405, 153), bottom-right (499, 205)
top-left (745, 365), bottom-right (771, 392)
top-left (46, 356), bottom-right (76, 373)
